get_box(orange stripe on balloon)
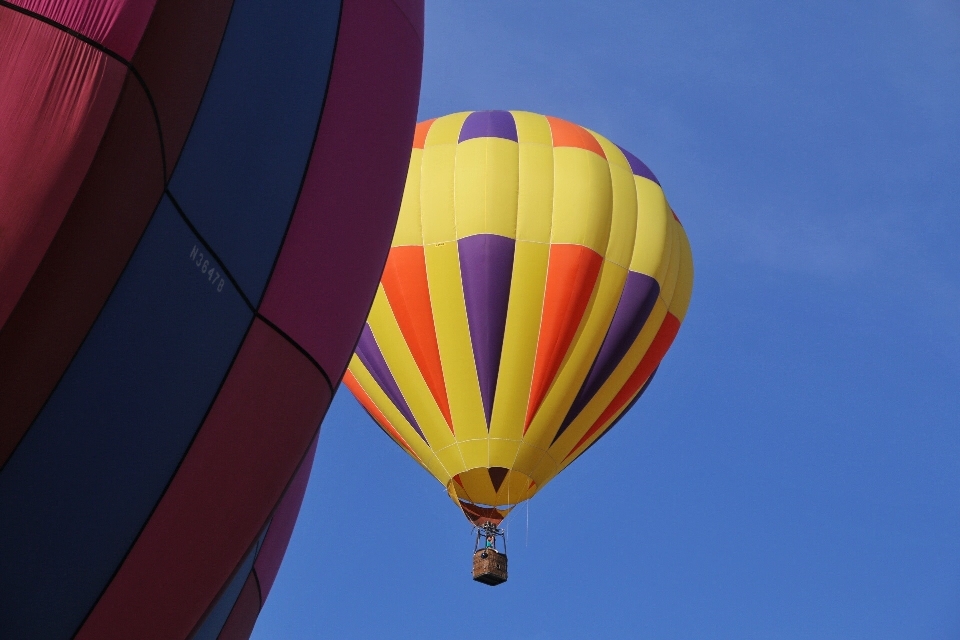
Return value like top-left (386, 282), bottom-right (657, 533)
top-left (344, 371), bottom-right (420, 461)
top-left (413, 118), bottom-right (436, 149)
top-left (563, 312), bottom-right (681, 460)
top-left (545, 116), bottom-right (606, 158)
top-left (524, 244), bottom-right (604, 431)
top-left (380, 246), bottom-right (454, 432)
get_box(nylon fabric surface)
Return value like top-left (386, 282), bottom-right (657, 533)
top-left (346, 110), bottom-right (694, 524)
top-left (0, 5), bottom-right (128, 329)
top-left (0, 0), bottom-right (424, 637)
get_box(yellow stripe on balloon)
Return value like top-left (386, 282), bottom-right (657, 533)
top-left (510, 440), bottom-right (550, 483)
top-left (591, 133), bottom-right (638, 270)
top-left (420, 112), bottom-right (469, 245)
top-left (630, 176), bottom-right (671, 278)
top-left (512, 110), bottom-right (553, 145)
top-left (393, 147), bottom-right (423, 247)
top-left (522, 259), bottom-right (627, 449)
top-left (657, 216), bottom-right (682, 310)
top-left (433, 442), bottom-right (468, 479)
top-left (366, 286), bottom-right (456, 450)
top-left (488, 437), bottom-right (522, 472)
top-left (347, 356), bottom-right (452, 484)
top-left (456, 438), bottom-right (489, 473)
top-left (454, 137), bottom-right (519, 240)
top-left (549, 147), bottom-right (612, 253)
top-left (669, 217), bottom-right (695, 322)
top-left (553, 225), bottom-right (689, 467)
top-left (513, 111), bottom-right (554, 244)
top-left (529, 449), bottom-right (560, 490)
top-left (547, 297), bottom-right (669, 460)
top-left (422, 242), bottom-right (488, 441)
top-left (488, 240), bottom-right (549, 441)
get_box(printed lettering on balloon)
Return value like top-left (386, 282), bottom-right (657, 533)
top-left (189, 245), bottom-right (225, 293)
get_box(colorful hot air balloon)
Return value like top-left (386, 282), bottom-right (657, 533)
top-left (0, 0), bottom-right (422, 638)
top-left (345, 110), bottom-right (694, 526)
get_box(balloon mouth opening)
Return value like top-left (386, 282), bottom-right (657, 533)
top-left (446, 467), bottom-right (536, 525)
top-left (456, 500), bottom-right (509, 526)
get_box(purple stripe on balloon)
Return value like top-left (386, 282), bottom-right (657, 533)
top-left (458, 110), bottom-right (518, 143)
top-left (355, 324), bottom-right (425, 441)
top-left (458, 234), bottom-right (516, 426)
top-left (616, 145), bottom-right (660, 185)
top-left (554, 271), bottom-right (660, 442)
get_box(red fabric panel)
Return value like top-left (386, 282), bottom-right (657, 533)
top-left (0, 0), bottom-right (235, 468)
top-left (412, 118), bottom-right (435, 149)
top-left (216, 572), bottom-right (261, 640)
top-left (8, 0), bottom-right (156, 58)
top-left (564, 312), bottom-right (682, 461)
top-left (0, 9), bottom-right (126, 330)
top-left (258, 0), bottom-right (423, 382)
top-left (253, 435), bottom-right (317, 602)
top-left (524, 244), bottom-right (604, 431)
top-left (0, 70), bottom-right (161, 467)
top-left (75, 319), bottom-right (330, 640)
top-left (381, 246), bottom-right (453, 430)
top-left (545, 115), bottom-right (606, 159)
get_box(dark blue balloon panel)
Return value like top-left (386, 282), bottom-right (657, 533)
top-left (168, 0), bottom-right (342, 303)
top-left (0, 198), bottom-right (252, 638)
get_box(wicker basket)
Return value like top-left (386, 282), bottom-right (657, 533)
top-left (472, 548), bottom-right (508, 586)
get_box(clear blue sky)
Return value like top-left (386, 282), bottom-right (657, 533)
top-left (253, 2), bottom-right (959, 637)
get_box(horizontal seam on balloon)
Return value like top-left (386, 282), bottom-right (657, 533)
top-left (255, 0), bottom-right (344, 309)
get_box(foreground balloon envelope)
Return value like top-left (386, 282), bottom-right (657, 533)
top-left (0, 0), bottom-right (422, 638)
top-left (345, 111), bottom-right (694, 524)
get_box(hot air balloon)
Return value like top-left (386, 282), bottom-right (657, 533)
top-left (343, 110), bottom-right (694, 582)
top-left (0, 0), bottom-right (422, 637)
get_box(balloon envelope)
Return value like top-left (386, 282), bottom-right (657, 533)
top-left (0, 0), bottom-right (423, 637)
top-left (345, 110), bottom-right (694, 525)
